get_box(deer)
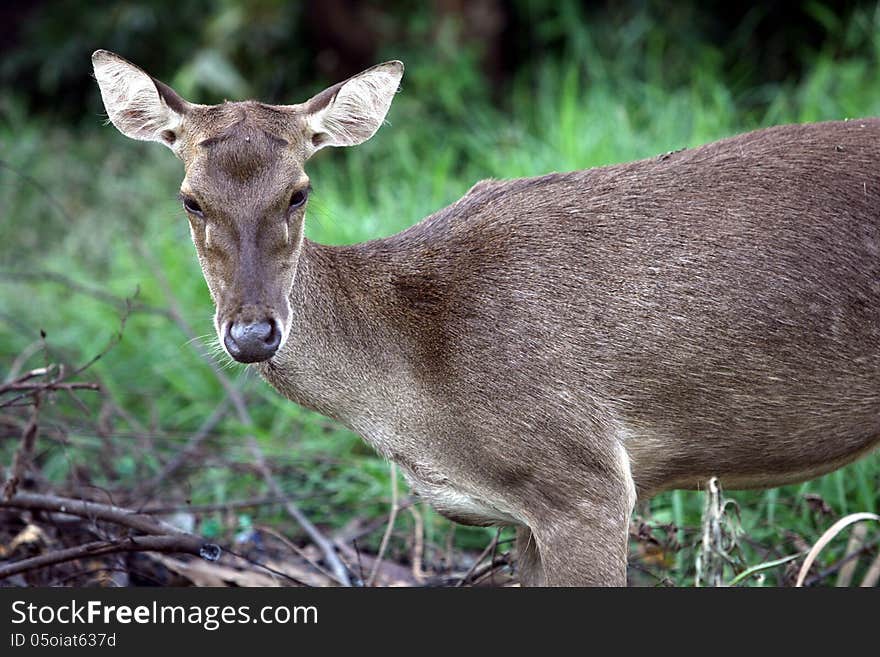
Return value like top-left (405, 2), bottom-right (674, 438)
top-left (91, 49), bottom-right (880, 586)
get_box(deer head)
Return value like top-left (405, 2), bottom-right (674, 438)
top-left (92, 50), bottom-right (403, 363)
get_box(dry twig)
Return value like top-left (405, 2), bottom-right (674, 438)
top-left (0, 492), bottom-right (221, 581)
top-left (861, 549), bottom-right (880, 587)
top-left (457, 529), bottom-right (501, 587)
top-left (796, 512), bottom-right (880, 587)
top-left (0, 535), bottom-right (210, 580)
top-left (367, 463), bottom-right (399, 587)
top-left (408, 503), bottom-right (427, 583)
top-left (836, 521), bottom-right (868, 587)
top-left (1, 492), bottom-right (202, 538)
top-left (695, 477), bottom-right (741, 587)
top-left (3, 396), bottom-right (41, 500)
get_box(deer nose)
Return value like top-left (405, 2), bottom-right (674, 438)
top-left (224, 319), bottom-right (281, 363)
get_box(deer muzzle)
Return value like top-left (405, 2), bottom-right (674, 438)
top-left (223, 317), bottom-right (282, 363)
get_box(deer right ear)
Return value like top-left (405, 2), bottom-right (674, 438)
top-left (92, 50), bottom-right (190, 150)
top-left (302, 61), bottom-right (404, 154)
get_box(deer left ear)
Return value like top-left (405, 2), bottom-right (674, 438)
top-left (302, 61), bottom-right (404, 154)
top-left (92, 50), bottom-right (191, 150)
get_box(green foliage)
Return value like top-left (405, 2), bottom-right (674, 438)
top-left (2, 4), bottom-right (880, 583)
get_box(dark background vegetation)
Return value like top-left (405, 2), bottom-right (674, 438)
top-left (1, 1), bottom-right (879, 586)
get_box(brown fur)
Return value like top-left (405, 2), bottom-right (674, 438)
top-left (94, 51), bottom-right (880, 586)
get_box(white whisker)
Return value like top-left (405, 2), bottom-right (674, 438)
top-left (183, 333), bottom-right (217, 347)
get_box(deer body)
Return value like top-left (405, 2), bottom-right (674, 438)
top-left (93, 50), bottom-right (880, 586)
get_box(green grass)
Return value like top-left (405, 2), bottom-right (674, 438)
top-left (2, 31), bottom-right (880, 584)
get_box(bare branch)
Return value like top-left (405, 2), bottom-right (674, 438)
top-left (367, 463), bottom-right (399, 587)
top-left (254, 523), bottom-right (337, 583)
top-left (457, 529), bottom-right (501, 587)
top-left (3, 395), bottom-right (41, 500)
top-left (2, 381), bottom-right (100, 394)
top-left (836, 521), bottom-right (868, 587)
top-left (408, 503), bottom-right (427, 583)
top-left (0, 492), bottom-right (193, 537)
top-left (861, 549), bottom-right (880, 587)
top-left (0, 535), bottom-right (209, 581)
top-left (796, 512), bottom-right (880, 587)
top-left (800, 536), bottom-right (880, 587)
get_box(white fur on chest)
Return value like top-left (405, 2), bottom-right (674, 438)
top-left (400, 468), bottom-right (520, 526)
top-left (352, 417), bottom-right (520, 526)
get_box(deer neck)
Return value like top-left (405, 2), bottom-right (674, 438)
top-left (256, 237), bottom-right (417, 432)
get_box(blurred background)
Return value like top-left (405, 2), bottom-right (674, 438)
top-left (1, 1), bottom-right (879, 586)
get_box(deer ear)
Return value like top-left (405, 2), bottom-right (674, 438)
top-left (92, 50), bottom-right (190, 150)
top-left (303, 61), bottom-right (403, 153)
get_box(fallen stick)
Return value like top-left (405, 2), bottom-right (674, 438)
top-left (0, 535), bottom-right (211, 580)
top-left (3, 396), bottom-right (41, 500)
top-left (457, 529), bottom-right (501, 587)
top-left (796, 512), bottom-right (880, 587)
top-left (0, 492), bottom-right (195, 537)
top-left (367, 463), bottom-right (399, 587)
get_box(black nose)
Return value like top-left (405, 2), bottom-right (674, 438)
top-left (224, 319), bottom-right (281, 363)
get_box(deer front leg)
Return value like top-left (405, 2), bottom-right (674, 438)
top-left (535, 506), bottom-right (631, 586)
top-left (516, 448), bottom-right (636, 587)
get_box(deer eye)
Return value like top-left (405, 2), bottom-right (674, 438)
top-left (289, 188), bottom-right (309, 210)
top-left (182, 196), bottom-right (203, 217)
